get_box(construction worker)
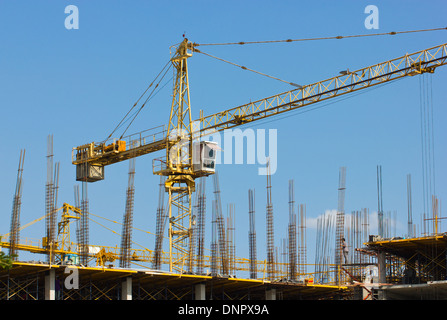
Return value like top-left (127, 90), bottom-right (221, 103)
top-left (342, 238), bottom-right (349, 264)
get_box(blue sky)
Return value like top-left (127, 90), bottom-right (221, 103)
top-left (0, 1), bottom-right (446, 273)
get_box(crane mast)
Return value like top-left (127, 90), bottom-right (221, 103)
top-left (157, 38), bottom-right (196, 272)
top-left (72, 41), bottom-right (447, 273)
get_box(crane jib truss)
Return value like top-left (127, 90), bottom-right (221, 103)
top-left (71, 41), bottom-right (447, 273)
top-left (196, 43), bottom-right (447, 134)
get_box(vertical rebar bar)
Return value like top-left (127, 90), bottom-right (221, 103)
top-left (196, 177), bottom-right (206, 274)
top-left (248, 189), bottom-right (257, 279)
top-left (377, 165), bottom-right (384, 238)
top-left (211, 199), bottom-right (218, 276)
top-left (407, 174), bottom-right (413, 238)
top-left (74, 185), bottom-right (81, 256)
top-left (153, 176), bottom-right (167, 270)
top-left (266, 160), bottom-right (275, 281)
top-left (79, 180), bottom-right (89, 266)
top-left (120, 158), bottom-right (135, 268)
top-left (298, 203), bottom-right (307, 275)
top-left (288, 180), bottom-right (297, 281)
top-left (227, 203), bottom-right (235, 276)
top-left (315, 210), bottom-right (335, 284)
top-left (213, 172), bottom-right (228, 275)
top-left (45, 135), bottom-right (59, 264)
top-left (335, 167), bottom-right (347, 284)
top-left (9, 149), bottom-right (25, 261)
top-left (45, 135), bottom-right (54, 263)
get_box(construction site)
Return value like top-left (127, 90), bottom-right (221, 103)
top-left (1, 7), bottom-right (447, 301)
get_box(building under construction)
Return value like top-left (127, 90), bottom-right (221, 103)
top-left (1, 36), bottom-right (447, 300)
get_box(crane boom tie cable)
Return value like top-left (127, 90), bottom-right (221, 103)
top-left (105, 60), bottom-right (172, 141)
top-left (194, 48), bottom-right (302, 88)
top-left (118, 63), bottom-right (173, 140)
top-left (193, 27), bottom-right (447, 47)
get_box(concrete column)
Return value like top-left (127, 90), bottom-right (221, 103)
top-left (121, 277), bottom-right (132, 300)
top-left (265, 288), bottom-right (276, 300)
top-left (377, 251), bottom-right (387, 300)
top-left (45, 268), bottom-right (56, 300)
top-left (377, 251), bottom-right (386, 284)
top-left (195, 283), bottom-right (206, 300)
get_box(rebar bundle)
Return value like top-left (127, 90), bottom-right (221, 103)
top-left (45, 136), bottom-right (54, 250)
top-left (227, 203), bottom-right (235, 276)
top-left (346, 209), bottom-right (372, 280)
top-left (195, 177), bottom-right (206, 274)
top-left (9, 149), bottom-right (25, 260)
top-left (153, 176), bottom-right (167, 270)
top-left (79, 180), bottom-right (89, 265)
top-left (248, 189), bottom-right (257, 279)
top-left (377, 165), bottom-right (384, 237)
top-left (298, 203), bottom-right (307, 275)
top-left (288, 180), bottom-right (297, 281)
top-left (120, 158), bottom-right (136, 268)
top-left (407, 174), bottom-right (414, 238)
top-left (74, 185), bottom-right (80, 242)
top-left (45, 135), bottom-right (59, 264)
top-left (210, 199), bottom-right (218, 276)
top-left (315, 211), bottom-right (335, 284)
top-left (213, 172), bottom-right (228, 275)
top-left (335, 167), bottom-right (346, 271)
top-left (266, 160), bottom-right (275, 281)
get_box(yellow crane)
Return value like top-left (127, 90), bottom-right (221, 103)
top-left (72, 38), bottom-right (447, 272)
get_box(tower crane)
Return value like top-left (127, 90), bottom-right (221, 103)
top-left (72, 39), bottom-right (447, 273)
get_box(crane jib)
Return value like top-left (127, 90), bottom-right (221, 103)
top-left (72, 43), bottom-right (447, 176)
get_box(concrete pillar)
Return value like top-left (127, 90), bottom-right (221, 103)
top-left (377, 251), bottom-right (386, 284)
top-left (121, 277), bottom-right (132, 300)
top-left (265, 288), bottom-right (276, 300)
top-left (195, 283), bottom-right (206, 300)
top-left (45, 268), bottom-right (56, 300)
top-left (377, 251), bottom-right (387, 300)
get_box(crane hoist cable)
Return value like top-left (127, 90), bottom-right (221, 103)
top-left (193, 27), bottom-right (447, 47)
top-left (110, 74), bottom-right (174, 141)
top-left (193, 47), bottom-right (302, 88)
top-left (105, 59), bottom-right (172, 141)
